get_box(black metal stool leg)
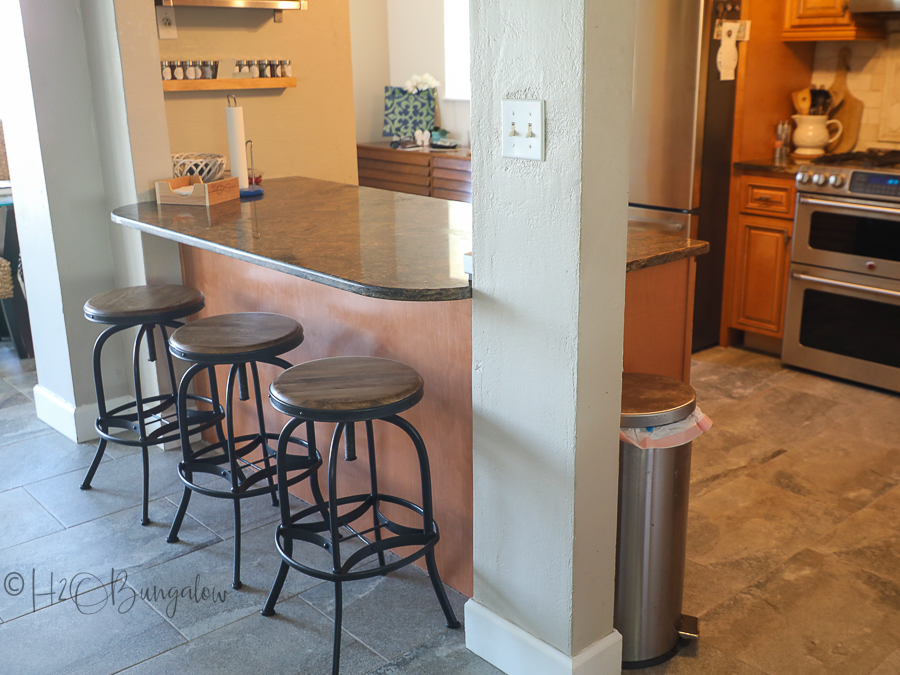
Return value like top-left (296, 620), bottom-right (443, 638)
top-left (81, 325), bottom-right (121, 491)
top-left (262, 417), bottom-right (304, 615)
top-left (390, 415), bottom-right (460, 629)
top-left (250, 362), bottom-right (279, 507)
top-left (333, 580), bottom-right (343, 675)
top-left (365, 420), bottom-right (387, 568)
top-left (233, 499), bottom-right (243, 590)
top-left (133, 326), bottom-right (152, 526)
top-left (167, 362), bottom-right (205, 543)
top-left (328, 423), bottom-right (345, 675)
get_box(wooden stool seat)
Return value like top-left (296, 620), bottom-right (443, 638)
top-left (169, 312), bottom-right (304, 363)
top-left (269, 356), bottom-right (424, 420)
top-left (84, 284), bottom-right (205, 324)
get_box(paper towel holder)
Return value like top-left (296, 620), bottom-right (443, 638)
top-left (240, 140), bottom-right (264, 198)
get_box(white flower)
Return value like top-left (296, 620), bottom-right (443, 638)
top-left (404, 73), bottom-right (440, 93)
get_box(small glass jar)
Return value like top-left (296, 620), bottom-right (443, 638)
top-left (262, 59), bottom-right (274, 78)
top-left (283, 59), bottom-right (293, 78)
top-left (186, 60), bottom-right (199, 80)
top-left (201, 60), bottom-right (214, 79)
top-left (161, 60), bottom-right (172, 81)
top-left (173, 60), bottom-right (185, 80)
top-left (240, 60), bottom-right (251, 74)
top-left (234, 60), bottom-right (244, 74)
top-left (248, 60), bottom-right (259, 78)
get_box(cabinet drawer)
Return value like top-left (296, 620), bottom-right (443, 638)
top-left (359, 168), bottom-right (430, 188)
top-left (740, 176), bottom-right (795, 219)
top-left (433, 156), bottom-right (471, 172)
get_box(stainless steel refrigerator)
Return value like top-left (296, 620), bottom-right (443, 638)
top-left (627, 0), bottom-right (740, 351)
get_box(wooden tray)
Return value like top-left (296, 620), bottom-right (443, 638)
top-left (155, 176), bottom-right (240, 206)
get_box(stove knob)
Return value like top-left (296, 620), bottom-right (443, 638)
top-left (796, 171), bottom-right (812, 185)
top-left (828, 173), bottom-right (846, 188)
top-left (812, 173), bottom-right (828, 186)
top-left (867, 261), bottom-right (877, 271)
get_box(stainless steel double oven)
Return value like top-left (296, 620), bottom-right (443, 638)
top-left (784, 161), bottom-right (900, 393)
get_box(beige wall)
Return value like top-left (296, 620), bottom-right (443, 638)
top-left (158, 5), bottom-right (358, 185)
top-left (349, 0), bottom-right (390, 143)
top-left (812, 28), bottom-right (900, 151)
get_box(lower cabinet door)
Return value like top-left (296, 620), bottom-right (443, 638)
top-left (734, 214), bottom-right (792, 336)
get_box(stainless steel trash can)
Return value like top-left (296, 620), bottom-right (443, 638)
top-left (615, 373), bottom-right (699, 669)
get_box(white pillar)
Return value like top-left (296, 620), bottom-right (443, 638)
top-left (1, 0), bottom-right (179, 441)
top-left (467, 2), bottom-right (635, 674)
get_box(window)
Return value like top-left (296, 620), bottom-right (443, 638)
top-left (443, 0), bottom-right (470, 100)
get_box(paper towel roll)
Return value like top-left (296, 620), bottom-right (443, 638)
top-left (226, 105), bottom-right (249, 189)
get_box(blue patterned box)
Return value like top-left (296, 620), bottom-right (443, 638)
top-left (382, 86), bottom-right (436, 138)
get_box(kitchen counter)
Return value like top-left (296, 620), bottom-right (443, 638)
top-left (112, 176), bottom-right (472, 302)
top-left (626, 229), bottom-right (708, 272)
top-left (734, 159), bottom-right (802, 176)
top-left (112, 176), bottom-right (708, 597)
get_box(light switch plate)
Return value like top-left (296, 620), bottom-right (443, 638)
top-left (502, 99), bottom-right (545, 161)
top-left (156, 7), bottom-right (178, 40)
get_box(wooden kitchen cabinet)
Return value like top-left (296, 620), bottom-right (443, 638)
top-left (783, 0), bottom-right (884, 41)
top-left (732, 212), bottom-right (792, 336)
top-left (357, 143), bottom-right (471, 203)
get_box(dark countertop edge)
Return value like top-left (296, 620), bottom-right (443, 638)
top-left (112, 211), bottom-right (473, 302)
top-left (734, 159), bottom-right (801, 176)
top-left (626, 239), bottom-right (710, 273)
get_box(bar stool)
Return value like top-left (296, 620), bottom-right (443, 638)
top-left (260, 356), bottom-right (460, 675)
top-left (165, 312), bottom-right (322, 590)
top-left (81, 284), bottom-right (223, 526)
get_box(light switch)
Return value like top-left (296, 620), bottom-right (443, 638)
top-left (502, 99), bottom-right (545, 161)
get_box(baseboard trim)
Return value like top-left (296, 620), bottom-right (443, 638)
top-left (33, 385), bottom-right (132, 443)
top-left (465, 599), bottom-right (623, 675)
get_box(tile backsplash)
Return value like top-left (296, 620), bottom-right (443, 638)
top-left (811, 23), bottom-right (900, 151)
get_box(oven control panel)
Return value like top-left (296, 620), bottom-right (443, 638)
top-left (848, 171), bottom-right (900, 198)
top-left (797, 165), bottom-right (900, 203)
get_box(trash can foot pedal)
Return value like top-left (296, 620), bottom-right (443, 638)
top-left (677, 614), bottom-right (699, 640)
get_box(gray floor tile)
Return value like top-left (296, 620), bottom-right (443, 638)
top-left (0, 585), bottom-right (185, 675)
top-left (4, 369), bottom-right (37, 400)
top-left (0, 377), bottom-right (30, 408)
top-left (0, 345), bottom-right (35, 378)
top-left (0, 487), bottom-right (64, 550)
top-left (124, 522), bottom-right (326, 640)
top-left (25, 446), bottom-right (185, 527)
top-left (163, 479), bottom-right (284, 540)
top-left (0, 429), bottom-right (110, 493)
top-left (0, 498), bottom-right (221, 622)
top-left (0, 401), bottom-right (54, 448)
top-left (366, 629), bottom-right (501, 675)
top-left (117, 596), bottom-right (386, 675)
top-left (300, 561), bottom-right (467, 661)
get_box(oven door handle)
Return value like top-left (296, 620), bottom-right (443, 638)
top-left (792, 272), bottom-right (900, 300)
top-left (799, 195), bottom-right (900, 218)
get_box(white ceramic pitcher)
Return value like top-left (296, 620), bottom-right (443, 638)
top-left (792, 114), bottom-right (843, 157)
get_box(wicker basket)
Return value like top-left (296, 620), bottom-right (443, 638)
top-left (0, 257), bottom-right (13, 300)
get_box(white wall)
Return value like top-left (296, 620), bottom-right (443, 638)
top-left (349, 0), bottom-right (391, 143)
top-left (467, 0), bottom-right (634, 672)
top-left (0, 0), bottom-right (180, 441)
top-left (349, 0), bottom-right (471, 144)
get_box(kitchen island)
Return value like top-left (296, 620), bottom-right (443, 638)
top-left (113, 176), bottom-right (707, 596)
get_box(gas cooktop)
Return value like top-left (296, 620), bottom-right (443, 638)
top-left (812, 149), bottom-right (900, 168)
top-left (797, 149), bottom-right (900, 202)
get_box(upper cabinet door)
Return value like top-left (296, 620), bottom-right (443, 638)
top-left (784, 0), bottom-right (885, 40)
top-left (794, 0), bottom-right (849, 21)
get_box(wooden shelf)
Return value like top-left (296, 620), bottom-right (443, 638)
top-left (162, 77), bottom-right (296, 92)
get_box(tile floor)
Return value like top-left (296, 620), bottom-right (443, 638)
top-left (2, 341), bottom-right (900, 674)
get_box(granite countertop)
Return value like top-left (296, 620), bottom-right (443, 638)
top-left (113, 175), bottom-right (707, 298)
top-left (734, 159), bottom-right (801, 176)
top-left (626, 229), bottom-right (709, 272)
top-left (112, 176), bottom-right (473, 302)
